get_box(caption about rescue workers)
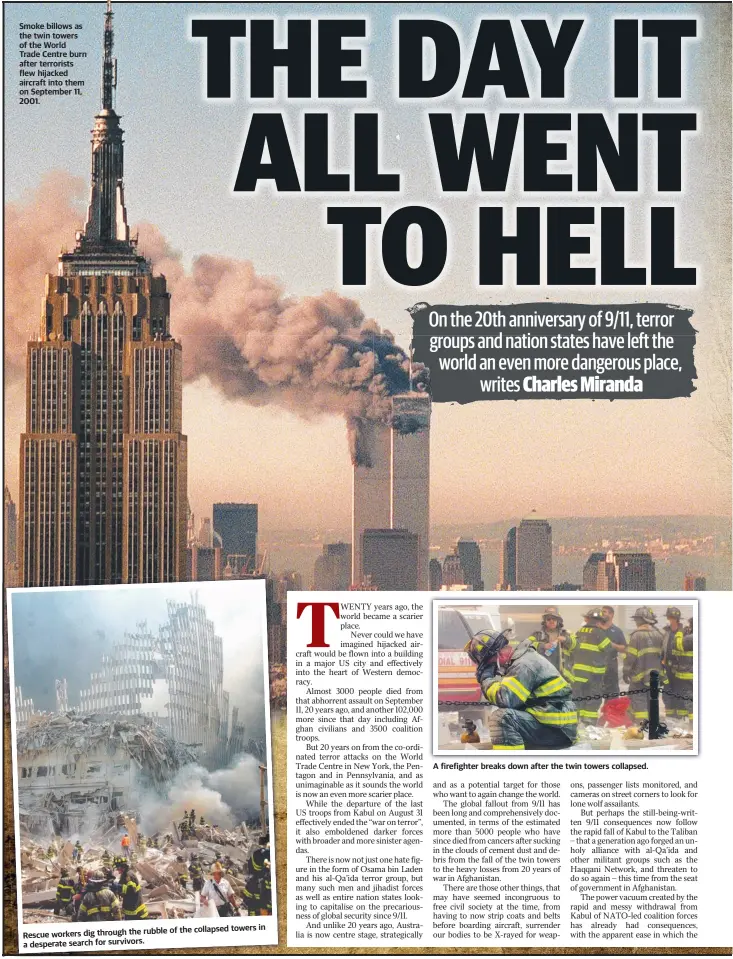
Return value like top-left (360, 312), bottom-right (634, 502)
top-left (191, 15), bottom-right (700, 287)
top-left (16, 18), bottom-right (87, 104)
top-left (410, 303), bottom-right (696, 403)
top-left (21, 919), bottom-right (267, 952)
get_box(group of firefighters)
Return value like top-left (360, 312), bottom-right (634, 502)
top-left (463, 605), bottom-right (694, 751)
top-left (53, 833), bottom-right (272, 921)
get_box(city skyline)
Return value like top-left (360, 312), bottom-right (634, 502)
top-left (18, 3), bottom-right (186, 586)
top-left (4, 3), bottom-right (731, 541)
top-left (352, 392), bottom-right (431, 588)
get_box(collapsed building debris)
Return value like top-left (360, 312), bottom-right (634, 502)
top-left (17, 713), bottom-right (198, 835)
top-left (19, 819), bottom-right (268, 922)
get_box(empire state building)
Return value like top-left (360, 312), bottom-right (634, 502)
top-left (20, 2), bottom-right (187, 586)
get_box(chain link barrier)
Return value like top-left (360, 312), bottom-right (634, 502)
top-left (437, 683), bottom-right (693, 711)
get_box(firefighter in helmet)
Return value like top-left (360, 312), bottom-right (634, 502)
top-left (466, 628), bottom-right (577, 750)
top-left (662, 606), bottom-right (694, 722)
top-left (624, 606), bottom-right (665, 722)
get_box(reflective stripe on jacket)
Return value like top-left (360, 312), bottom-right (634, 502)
top-left (121, 872), bottom-right (148, 918)
top-left (56, 881), bottom-right (74, 902)
top-left (663, 625), bottom-right (694, 680)
top-left (568, 624), bottom-right (611, 683)
top-left (623, 625), bottom-right (664, 684)
top-left (479, 639), bottom-right (578, 738)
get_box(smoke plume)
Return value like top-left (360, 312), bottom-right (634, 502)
top-left (4, 172), bottom-right (88, 379)
top-left (6, 175), bottom-right (427, 463)
top-left (138, 754), bottom-right (263, 835)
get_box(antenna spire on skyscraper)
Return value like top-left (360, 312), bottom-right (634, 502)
top-left (102, 0), bottom-right (116, 110)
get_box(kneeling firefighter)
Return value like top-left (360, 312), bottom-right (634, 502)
top-left (466, 629), bottom-right (578, 750)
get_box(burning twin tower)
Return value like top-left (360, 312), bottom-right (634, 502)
top-left (18, 2), bottom-right (431, 589)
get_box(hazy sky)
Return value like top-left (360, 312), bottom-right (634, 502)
top-left (8, 580), bottom-right (267, 730)
top-left (4, 2), bottom-right (731, 531)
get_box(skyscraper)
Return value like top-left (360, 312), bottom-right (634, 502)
top-left (352, 392), bottom-right (431, 588)
top-left (213, 503), bottom-right (259, 573)
top-left (584, 550), bottom-right (656, 590)
top-left (515, 513), bottom-right (552, 590)
top-left (4, 486), bottom-right (18, 587)
top-left (19, 4), bottom-right (186, 586)
top-left (456, 538), bottom-right (483, 590)
top-left (499, 526), bottom-right (517, 589)
top-left (362, 529), bottom-right (419, 591)
top-left (314, 542), bottom-right (351, 590)
top-left (442, 552), bottom-right (465, 588)
top-left (429, 558), bottom-right (443, 591)
top-left (613, 552), bottom-right (656, 590)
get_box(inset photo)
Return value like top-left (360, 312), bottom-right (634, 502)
top-left (434, 600), bottom-right (697, 754)
top-left (8, 580), bottom-right (276, 945)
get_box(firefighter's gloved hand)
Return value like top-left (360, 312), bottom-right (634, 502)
top-left (476, 662), bottom-right (498, 685)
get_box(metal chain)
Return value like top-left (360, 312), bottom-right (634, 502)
top-left (438, 685), bottom-right (659, 711)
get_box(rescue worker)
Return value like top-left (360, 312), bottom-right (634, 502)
top-left (599, 605), bottom-right (627, 700)
top-left (624, 606), bottom-right (665, 722)
top-left (242, 873), bottom-right (261, 915)
top-left (662, 607), bottom-right (694, 722)
top-left (72, 840), bottom-right (83, 862)
top-left (137, 833), bottom-right (147, 858)
top-left (466, 629), bottom-right (577, 749)
top-left (189, 809), bottom-right (196, 827)
top-left (179, 818), bottom-right (190, 840)
top-left (120, 833), bottom-right (131, 860)
top-left (101, 849), bottom-right (112, 869)
top-left (201, 862), bottom-right (239, 917)
top-left (567, 608), bottom-right (611, 724)
top-left (528, 607), bottom-right (574, 677)
top-left (175, 855), bottom-right (190, 892)
top-left (113, 857), bottom-right (149, 920)
top-left (259, 860), bottom-right (272, 916)
top-left (54, 869), bottom-right (75, 916)
top-left (249, 835), bottom-right (270, 875)
top-left (76, 870), bottom-right (122, 922)
top-left (189, 855), bottom-right (204, 893)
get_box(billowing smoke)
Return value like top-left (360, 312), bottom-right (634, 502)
top-left (4, 172), bottom-right (88, 380)
top-left (6, 175), bottom-right (428, 463)
top-left (137, 754), bottom-right (263, 836)
top-left (207, 754), bottom-right (263, 820)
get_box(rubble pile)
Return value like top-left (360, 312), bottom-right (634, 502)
top-left (18, 714), bottom-right (198, 785)
top-left (20, 819), bottom-right (264, 922)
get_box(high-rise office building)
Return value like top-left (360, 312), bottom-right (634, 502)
top-left (613, 552), bottom-right (656, 590)
top-left (442, 552), bottom-right (465, 588)
top-left (213, 503), bottom-right (258, 573)
top-left (499, 526), bottom-right (517, 589)
top-left (187, 545), bottom-right (223, 582)
top-left (314, 542), bottom-right (351, 590)
top-left (362, 529), bottom-right (419, 591)
top-left (19, 5), bottom-right (186, 586)
top-left (515, 513), bottom-right (552, 590)
top-left (352, 392), bottom-right (431, 588)
top-left (429, 558), bottom-right (443, 591)
top-left (456, 538), bottom-right (483, 590)
top-left (4, 486), bottom-right (18, 587)
top-left (684, 572), bottom-right (706, 591)
top-left (584, 550), bottom-right (656, 591)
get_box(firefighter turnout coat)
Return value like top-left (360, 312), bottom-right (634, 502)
top-left (479, 639), bottom-right (578, 745)
top-left (120, 870), bottom-right (149, 919)
top-left (623, 624), bottom-right (665, 686)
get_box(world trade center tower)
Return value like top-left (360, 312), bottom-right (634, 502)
top-left (19, 3), bottom-right (187, 586)
top-left (352, 392), bottom-right (431, 589)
